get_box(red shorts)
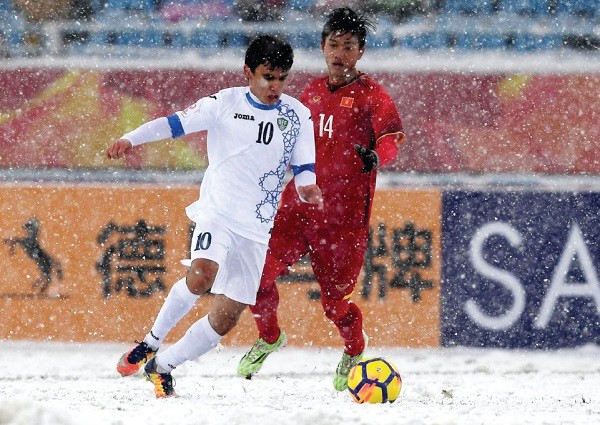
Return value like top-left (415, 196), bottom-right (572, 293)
top-left (261, 206), bottom-right (368, 301)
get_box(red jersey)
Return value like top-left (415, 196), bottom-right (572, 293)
top-left (280, 74), bottom-right (404, 228)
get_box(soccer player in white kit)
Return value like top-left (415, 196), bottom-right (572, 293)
top-left (107, 35), bottom-right (323, 398)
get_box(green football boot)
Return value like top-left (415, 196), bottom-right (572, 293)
top-left (237, 331), bottom-right (287, 379)
top-left (333, 331), bottom-right (369, 391)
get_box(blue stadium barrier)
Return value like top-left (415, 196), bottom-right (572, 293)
top-left (189, 28), bottom-right (221, 48)
top-left (455, 32), bottom-right (508, 50)
top-left (366, 29), bottom-right (393, 49)
top-left (557, 0), bottom-right (600, 17)
top-left (404, 32), bottom-right (449, 50)
top-left (0, 0), bottom-right (12, 12)
top-left (0, 0), bottom-right (597, 55)
top-left (164, 30), bottom-right (187, 48)
top-left (2, 28), bottom-right (23, 56)
top-left (443, 0), bottom-right (496, 14)
top-left (287, 0), bottom-right (315, 12)
top-left (113, 30), bottom-right (145, 46)
top-left (104, 0), bottom-right (155, 13)
top-left (90, 30), bottom-right (115, 46)
top-left (138, 29), bottom-right (165, 47)
top-left (224, 30), bottom-right (247, 48)
top-left (552, 13), bottom-right (597, 36)
top-left (500, 0), bottom-right (550, 15)
top-left (512, 33), bottom-right (562, 51)
top-left (289, 29), bottom-right (320, 49)
top-left (83, 27), bottom-right (168, 50)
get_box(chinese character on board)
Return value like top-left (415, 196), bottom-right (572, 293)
top-left (363, 222), bottom-right (434, 302)
top-left (97, 220), bottom-right (167, 298)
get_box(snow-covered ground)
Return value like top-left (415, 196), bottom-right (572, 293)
top-left (1, 341), bottom-right (598, 425)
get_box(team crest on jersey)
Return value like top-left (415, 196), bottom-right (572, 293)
top-left (277, 117), bottom-right (288, 131)
top-left (340, 97), bottom-right (354, 108)
top-left (310, 96), bottom-right (321, 104)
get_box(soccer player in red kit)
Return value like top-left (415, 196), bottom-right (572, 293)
top-left (237, 7), bottom-right (405, 391)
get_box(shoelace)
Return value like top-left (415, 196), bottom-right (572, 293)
top-left (337, 353), bottom-right (356, 374)
top-left (245, 339), bottom-right (271, 361)
top-left (161, 374), bottom-right (175, 391)
top-left (128, 340), bottom-right (152, 363)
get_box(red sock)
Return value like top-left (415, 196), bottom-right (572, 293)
top-left (249, 282), bottom-right (281, 344)
top-left (323, 297), bottom-right (365, 357)
top-left (337, 302), bottom-right (365, 356)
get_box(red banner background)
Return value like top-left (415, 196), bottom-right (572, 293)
top-left (0, 70), bottom-right (598, 174)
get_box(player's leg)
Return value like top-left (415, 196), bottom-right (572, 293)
top-left (251, 208), bottom-right (308, 342)
top-left (236, 255), bottom-right (289, 379)
top-left (157, 294), bottom-right (247, 371)
top-left (117, 217), bottom-right (224, 376)
top-left (237, 209), bottom-right (308, 378)
top-left (249, 254), bottom-right (286, 344)
top-left (145, 258), bottom-right (218, 346)
top-left (312, 225), bottom-right (368, 355)
top-left (310, 225), bottom-right (369, 390)
top-left (146, 231), bottom-right (266, 397)
top-left (146, 294), bottom-right (247, 397)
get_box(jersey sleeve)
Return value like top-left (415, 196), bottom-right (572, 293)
top-left (122, 116), bottom-right (172, 147)
top-left (370, 88), bottom-right (405, 164)
top-left (290, 107), bottom-right (316, 168)
top-left (169, 93), bottom-right (220, 137)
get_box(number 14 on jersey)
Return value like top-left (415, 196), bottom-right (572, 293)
top-left (319, 114), bottom-right (333, 139)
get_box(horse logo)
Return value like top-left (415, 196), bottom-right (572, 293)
top-left (3, 218), bottom-right (63, 294)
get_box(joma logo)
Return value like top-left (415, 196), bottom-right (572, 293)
top-left (234, 113), bottom-right (255, 121)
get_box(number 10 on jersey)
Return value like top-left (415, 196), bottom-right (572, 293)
top-left (256, 121), bottom-right (274, 145)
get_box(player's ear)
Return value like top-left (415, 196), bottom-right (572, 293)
top-left (243, 65), bottom-right (253, 79)
top-left (320, 40), bottom-right (325, 52)
top-left (358, 47), bottom-right (365, 60)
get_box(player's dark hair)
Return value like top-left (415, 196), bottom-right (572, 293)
top-left (322, 7), bottom-right (375, 50)
top-left (245, 34), bottom-right (294, 72)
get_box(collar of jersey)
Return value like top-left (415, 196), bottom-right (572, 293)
top-left (325, 72), bottom-right (364, 93)
top-left (246, 91), bottom-right (281, 110)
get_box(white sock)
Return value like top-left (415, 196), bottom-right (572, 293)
top-left (155, 315), bottom-right (222, 373)
top-left (143, 278), bottom-right (200, 350)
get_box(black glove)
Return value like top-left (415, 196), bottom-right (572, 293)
top-left (354, 144), bottom-right (379, 173)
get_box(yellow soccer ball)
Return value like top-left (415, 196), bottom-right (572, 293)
top-left (347, 357), bottom-right (402, 404)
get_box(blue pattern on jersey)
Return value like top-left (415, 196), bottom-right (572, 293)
top-left (167, 114), bottom-right (185, 138)
top-left (255, 102), bottom-right (301, 223)
top-left (292, 163), bottom-right (315, 175)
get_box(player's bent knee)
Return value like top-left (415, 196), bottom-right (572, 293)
top-left (187, 258), bottom-right (219, 295)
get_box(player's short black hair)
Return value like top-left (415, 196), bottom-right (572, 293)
top-left (321, 7), bottom-right (376, 50)
top-left (245, 34), bottom-right (294, 73)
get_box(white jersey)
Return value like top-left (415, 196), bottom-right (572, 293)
top-left (170, 87), bottom-right (315, 244)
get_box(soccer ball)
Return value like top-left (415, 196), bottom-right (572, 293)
top-left (347, 357), bottom-right (402, 404)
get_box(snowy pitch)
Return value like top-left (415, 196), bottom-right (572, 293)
top-left (0, 341), bottom-right (598, 425)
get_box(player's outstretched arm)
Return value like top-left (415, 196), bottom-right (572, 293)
top-left (106, 139), bottom-right (133, 160)
top-left (297, 184), bottom-right (324, 210)
top-left (106, 116), bottom-right (176, 160)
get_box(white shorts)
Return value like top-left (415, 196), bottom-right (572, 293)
top-left (182, 213), bottom-right (268, 305)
